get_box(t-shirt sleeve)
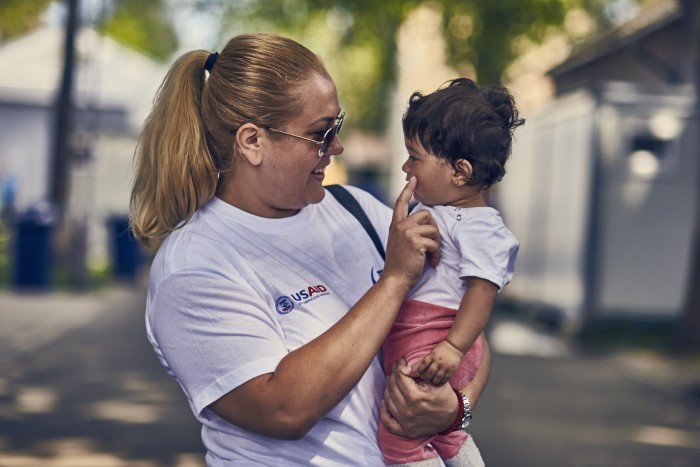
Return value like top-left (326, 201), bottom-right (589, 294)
top-left (453, 216), bottom-right (519, 289)
top-left (148, 271), bottom-right (288, 415)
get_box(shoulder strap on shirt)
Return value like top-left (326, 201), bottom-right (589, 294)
top-left (325, 184), bottom-right (386, 260)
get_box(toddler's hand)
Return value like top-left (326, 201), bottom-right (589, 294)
top-left (414, 340), bottom-right (464, 386)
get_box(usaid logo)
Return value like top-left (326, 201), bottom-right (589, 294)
top-left (276, 284), bottom-right (330, 314)
top-left (290, 284), bottom-right (328, 301)
top-left (276, 296), bottom-right (295, 314)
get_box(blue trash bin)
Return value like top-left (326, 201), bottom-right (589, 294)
top-left (107, 215), bottom-right (142, 280)
top-left (12, 202), bottom-right (57, 288)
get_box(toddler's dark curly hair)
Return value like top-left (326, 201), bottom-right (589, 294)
top-left (402, 78), bottom-right (525, 188)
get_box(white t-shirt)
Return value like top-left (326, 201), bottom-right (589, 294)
top-left (145, 186), bottom-right (391, 466)
top-left (407, 203), bottom-right (519, 308)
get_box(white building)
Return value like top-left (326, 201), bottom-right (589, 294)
top-left (0, 25), bottom-right (167, 267)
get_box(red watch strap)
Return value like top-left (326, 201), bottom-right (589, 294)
top-left (438, 387), bottom-right (465, 436)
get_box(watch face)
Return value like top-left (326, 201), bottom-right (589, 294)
top-left (459, 394), bottom-right (471, 429)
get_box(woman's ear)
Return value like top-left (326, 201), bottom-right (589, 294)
top-left (235, 123), bottom-right (263, 166)
top-left (452, 159), bottom-right (473, 186)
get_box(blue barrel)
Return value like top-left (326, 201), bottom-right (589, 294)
top-left (12, 203), bottom-right (57, 288)
top-left (107, 215), bottom-right (142, 280)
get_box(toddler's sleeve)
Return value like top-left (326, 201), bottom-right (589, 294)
top-left (454, 216), bottom-right (519, 289)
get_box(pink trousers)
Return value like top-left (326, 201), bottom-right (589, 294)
top-left (379, 300), bottom-right (483, 465)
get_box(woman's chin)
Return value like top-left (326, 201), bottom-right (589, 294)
top-left (303, 182), bottom-right (327, 205)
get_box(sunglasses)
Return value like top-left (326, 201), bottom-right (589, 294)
top-left (259, 111), bottom-right (344, 158)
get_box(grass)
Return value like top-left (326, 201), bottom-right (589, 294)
top-left (0, 225), bottom-right (9, 286)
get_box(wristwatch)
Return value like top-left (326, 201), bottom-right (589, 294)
top-left (439, 389), bottom-right (473, 435)
top-left (457, 391), bottom-right (472, 429)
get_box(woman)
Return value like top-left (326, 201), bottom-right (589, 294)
top-left (131, 32), bottom-right (490, 465)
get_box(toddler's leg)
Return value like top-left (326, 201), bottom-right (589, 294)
top-left (443, 435), bottom-right (485, 467)
top-left (378, 420), bottom-right (442, 466)
top-left (388, 459), bottom-right (444, 467)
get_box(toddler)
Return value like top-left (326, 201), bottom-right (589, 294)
top-left (380, 78), bottom-right (523, 466)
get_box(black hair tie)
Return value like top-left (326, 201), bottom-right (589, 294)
top-left (204, 52), bottom-right (219, 72)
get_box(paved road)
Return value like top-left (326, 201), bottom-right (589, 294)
top-left (0, 285), bottom-right (699, 466)
top-left (0, 285), bottom-right (204, 466)
top-left (471, 326), bottom-right (700, 466)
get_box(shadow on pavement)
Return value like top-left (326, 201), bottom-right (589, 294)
top-left (2, 286), bottom-right (699, 466)
top-left (0, 286), bottom-right (205, 466)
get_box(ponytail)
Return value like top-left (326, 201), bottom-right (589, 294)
top-left (130, 51), bottom-right (219, 249)
top-left (131, 34), bottom-right (328, 249)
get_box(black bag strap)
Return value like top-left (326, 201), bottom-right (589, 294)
top-left (326, 185), bottom-right (386, 260)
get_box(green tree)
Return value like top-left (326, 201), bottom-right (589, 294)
top-left (99, 0), bottom-right (178, 61)
top-left (0, 0), bottom-right (178, 62)
top-left (219, 0), bottom-right (615, 132)
top-left (1, 0), bottom-right (616, 130)
top-left (0, 0), bottom-right (53, 41)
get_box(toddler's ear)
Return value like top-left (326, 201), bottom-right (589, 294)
top-left (452, 159), bottom-right (473, 186)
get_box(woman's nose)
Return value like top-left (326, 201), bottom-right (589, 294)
top-left (327, 135), bottom-right (344, 157)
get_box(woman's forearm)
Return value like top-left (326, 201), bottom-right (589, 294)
top-left (210, 273), bottom-right (410, 438)
top-left (210, 178), bottom-right (441, 439)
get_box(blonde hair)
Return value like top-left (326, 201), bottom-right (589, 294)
top-left (130, 33), bottom-right (328, 249)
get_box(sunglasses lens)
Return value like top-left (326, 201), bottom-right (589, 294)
top-left (321, 128), bottom-right (336, 154)
top-left (319, 127), bottom-right (339, 156)
top-left (319, 113), bottom-right (344, 157)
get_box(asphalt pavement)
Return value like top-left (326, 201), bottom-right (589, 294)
top-left (0, 282), bottom-right (699, 466)
top-left (0, 283), bottom-right (204, 466)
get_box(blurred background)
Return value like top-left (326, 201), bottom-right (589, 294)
top-left (0, 0), bottom-right (699, 465)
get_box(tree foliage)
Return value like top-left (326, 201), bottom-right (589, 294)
top-left (217, 0), bottom-right (614, 131)
top-left (99, 0), bottom-right (178, 61)
top-left (0, 0), bottom-right (617, 129)
top-left (441, 0), bottom-right (571, 84)
top-left (0, 0), bottom-right (53, 41)
top-left (0, 0), bottom-right (178, 61)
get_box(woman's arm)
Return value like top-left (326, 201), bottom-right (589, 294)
top-left (209, 178), bottom-right (441, 439)
top-left (380, 334), bottom-right (491, 438)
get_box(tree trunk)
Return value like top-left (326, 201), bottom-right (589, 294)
top-left (50, 0), bottom-right (79, 215)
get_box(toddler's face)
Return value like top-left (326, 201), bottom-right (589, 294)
top-left (401, 137), bottom-right (455, 206)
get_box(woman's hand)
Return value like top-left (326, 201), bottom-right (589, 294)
top-left (381, 336), bottom-right (491, 438)
top-left (381, 177), bottom-right (441, 291)
top-left (380, 358), bottom-right (457, 438)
